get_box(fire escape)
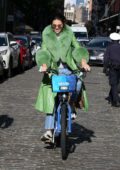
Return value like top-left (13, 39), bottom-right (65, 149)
top-left (99, 0), bottom-right (120, 34)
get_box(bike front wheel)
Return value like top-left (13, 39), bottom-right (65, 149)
top-left (60, 103), bottom-right (67, 160)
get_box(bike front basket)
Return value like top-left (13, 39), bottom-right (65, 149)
top-left (52, 74), bottom-right (77, 92)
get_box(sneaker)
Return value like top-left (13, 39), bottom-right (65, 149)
top-left (41, 130), bottom-right (53, 142)
top-left (71, 112), bottom-right (77, 120)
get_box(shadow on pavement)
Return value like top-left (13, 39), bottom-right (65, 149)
top-left (44, 122), bottom-right (95, 160)
top-left (71, 122), bottom-right (95, 142)
top-left (0, 115), bottom-right (14, 129)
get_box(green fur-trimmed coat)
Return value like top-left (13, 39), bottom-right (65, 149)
top-left (35, 24), bottom-right (89, 114)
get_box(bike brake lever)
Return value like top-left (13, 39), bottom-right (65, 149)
top-left (47, 68), bottom-right (58, 74)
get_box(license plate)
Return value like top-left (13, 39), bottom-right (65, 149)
top-left (90, 56), bottom-right (97, 60)
top-left (59, 86), bottom-right (69, 90)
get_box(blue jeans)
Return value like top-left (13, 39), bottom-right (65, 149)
top-left (45, 67), bottom-right (82, 129)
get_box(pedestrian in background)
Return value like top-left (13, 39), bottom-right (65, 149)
top-left (104, 32), bottom-right (120, 107)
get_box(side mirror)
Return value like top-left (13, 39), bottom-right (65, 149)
top-left (10, 41), bottom-right (17, 46)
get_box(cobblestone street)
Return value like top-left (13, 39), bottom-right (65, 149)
top-left (0, 66), bottom-right (120, 170)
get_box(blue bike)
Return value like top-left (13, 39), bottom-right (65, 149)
top-left (48, 68), bottom-right (85, 160)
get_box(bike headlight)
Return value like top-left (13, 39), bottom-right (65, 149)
top-left (0, 50), bottom-right (8, 55)
top-left (60, 86), bottom-right (69, 90)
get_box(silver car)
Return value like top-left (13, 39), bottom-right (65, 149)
top-left (0, 32), bottom-right (20, 78)
top-left (86, 37), bottom-right (112, 65)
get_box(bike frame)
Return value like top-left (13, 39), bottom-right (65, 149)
top-left (47, 68), bottom-right (86, 159)
top-left (54, 93), bottom-right (72, 134)
top-left (51, 73), bottom-right (77, 143)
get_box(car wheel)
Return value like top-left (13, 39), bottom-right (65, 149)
top-left (118, 82), bottom-right (120, 93)
top-left (21, 59), bottom-right (25, 72)
top-left (7, 58), bottom-right (13, 78)
top-left (28, 56), bottom-right (33, 69)
top-left (18, 56), bottom-right (24, 73)
top-left (0, 63), bottom-right (4, 82)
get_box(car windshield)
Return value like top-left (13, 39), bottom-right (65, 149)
top-left (74, 32), bottom-right (87, 38)
top-left (80, 40), bottom-right (89, 47)
top-left (32, 37), bottom-right (41, 45)
top-left (14, 37), bottom-right (28, 46)
top-left (87, 38), bottom-right (111, 48)
top-left (0, 36), bottom-right (7, 46)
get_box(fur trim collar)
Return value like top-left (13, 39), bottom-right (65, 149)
top-left (42, 25), bottom-right (73, 62)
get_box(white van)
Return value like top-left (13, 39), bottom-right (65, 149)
top-left (70, 25), bottom-right (88, 42)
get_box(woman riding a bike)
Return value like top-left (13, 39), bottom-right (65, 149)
top-left (35, 13), bottom-right (91, 143)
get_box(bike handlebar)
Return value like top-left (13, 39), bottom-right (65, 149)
top-left (46, 67), bottom-right (87, 79)
top-left (47, 68), bottom-right (58, 74)
top-left (47, 68), bottom-right (86, 74)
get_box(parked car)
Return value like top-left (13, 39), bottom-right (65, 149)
top-left (30, 31), bottom-right (41, 36)
top-left (31, 36), bottom-right (41, 64)
top-left (79, 39), bottom-right (90, 47)
top-left (14, 35), bottom-right (33, 69)
top-left (86, 37), bottom-right (112, 65)
top-left (0, 32), bottom-right (20, 78)
top-left (31, 35), bottom-right (41, 48)
top-left (71, 25), bottom-right (88, 40)
top-left (16, 40), bottom-right (28, 72)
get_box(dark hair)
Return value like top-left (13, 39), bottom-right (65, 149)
top-left (50, 13), bottom-right (66, 25)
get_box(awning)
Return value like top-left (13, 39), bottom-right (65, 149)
top-left (99, 13), bottom-right (119, 22)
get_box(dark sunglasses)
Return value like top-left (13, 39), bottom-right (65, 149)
top-left (51, 24), bottom-right (63, 29)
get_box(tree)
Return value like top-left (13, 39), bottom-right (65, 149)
top-left (11, 0), bottom-right (64, 31)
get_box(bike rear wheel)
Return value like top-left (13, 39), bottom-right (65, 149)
top-left (60, 103), bottom-right (67, 160)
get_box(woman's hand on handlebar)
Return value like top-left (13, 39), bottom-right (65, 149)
top-left (39, 64), bottom-right (48, 72)
top-left (81, 59), bottom-right (91, 72)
